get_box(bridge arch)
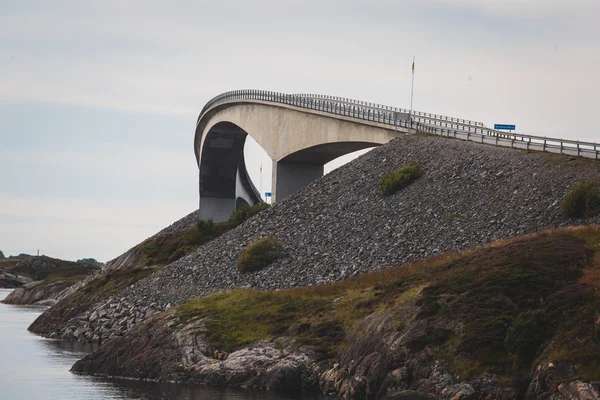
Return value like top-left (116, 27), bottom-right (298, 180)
top-left (195, 98), bottom-right (405, 222)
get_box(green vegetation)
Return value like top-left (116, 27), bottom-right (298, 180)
top-left (443, 214), bottom-right (459, 224)
top-left (228, 203), bottom-right (271, 227)
top-left (136, 221), bottom-right (231, 266)
top-left (9, 257), bottom-right (100, 285)
top-left (505, 310), bottom-right (552, 366)
top-left (560, 180), bottom-right (600, 218)
top-left (55, 203), bottom-right (273, 326)
top-left (81, 267), bottom-right (159, 297)
top-left (0, 250), bottom-right (4, 259)
top-left (237, 235), bottom-right (282, 273)
top-left (137, 203), bottom-right (271, 267)
top-left (174, 226), bottom-right (600, 384)
top-left (378, 162), bottom-right (423, 195)
top-left (77, 258), bottom-right (104, 266)
top-left (177, 289), bottom-right (360, 359)
top-left (0, 259), bottom-right (22, 274)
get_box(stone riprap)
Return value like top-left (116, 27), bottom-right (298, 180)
top-left (34, 135), bottom-right (600, 342)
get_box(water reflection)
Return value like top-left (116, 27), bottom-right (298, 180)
top-left (0, 289), bottom-right (327, 400)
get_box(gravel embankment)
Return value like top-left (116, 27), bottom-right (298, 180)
top-left (35, 135), bottom-right (600, 341)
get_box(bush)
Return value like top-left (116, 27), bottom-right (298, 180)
top-left (196, 219), bottom-right (214, 233)
top-left (237, 235), bottom-right (282, 273)
top-left (505, 310), bottom-right (552, 365)
top-left (560, 180), bottom-right (600, 218)
top-left (378, 162), bottom-right (423, 195)
top-left (229, 203), bottom-right (271, 227)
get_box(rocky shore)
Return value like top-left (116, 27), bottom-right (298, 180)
top-left (31, 135), bottom-right (600, 343)
top-left (72, 227), bottom-right (600, 399)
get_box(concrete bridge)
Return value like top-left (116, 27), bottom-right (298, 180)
top-left (195, 90), bottom-right (600, 222)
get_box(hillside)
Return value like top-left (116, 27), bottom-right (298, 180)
top-left (30, 135), bottom-right (600, 343)
top-left (1, 256), bottom-right (99, 305)
top-left (0, 258), bottom-right (27, 288)
top-left (28, 204), bottom-right (268, 338)
top-left (72, 226), bottom-right (600, 399)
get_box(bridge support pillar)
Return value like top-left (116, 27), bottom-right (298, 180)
top-left (272, 161), bottom-right (324, 203)
top-left (199, 157), bottom-right (262, 223)
top-left (199, 196), bottom-right (235, 223)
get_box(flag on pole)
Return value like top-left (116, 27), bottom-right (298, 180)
top-left (412, 58), bottom-right (415, 72)
top-left (260, 162), bottom-right (262, 173)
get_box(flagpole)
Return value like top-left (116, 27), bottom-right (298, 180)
top-left (410, 56), bottom-right (415, 130)
top-left (259, 162), bottom-right (263, 201)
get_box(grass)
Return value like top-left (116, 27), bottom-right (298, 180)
top-left (228, 203), bottom-right (271, 228)
top-left (172, 225), bottom-right (600, 384)
top-left (81, 267), bottom-right (159, 297)
top-left (560, 180), bottom-right (600, 218)
top-left (0, 259), bottom-right (23, 273)
top-left (137, 203), bottom-right (271, 267)
top-left (237, 235), bottom-right (282, 273)
top-left (7, 257), bottom-right (99, 286)
top-left (378, 162), bottom-right (423, 195)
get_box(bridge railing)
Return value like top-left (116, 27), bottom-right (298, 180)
top-left (198, 89), bottom-right (437, 135)
top-left (198, 89), bottom-right (599, 160)
top-left (293, 93), bottom-right (486, 129)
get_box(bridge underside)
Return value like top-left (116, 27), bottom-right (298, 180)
top-left (199, 122), bottom-right (261, 222)
top-left (196, 102), bottom-right (400, 222)
top-left (273, 141), bottom-right (376, 201)
top-left (199, 126), bottom-right (380, 222)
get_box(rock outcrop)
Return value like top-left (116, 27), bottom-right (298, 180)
top-left (32, 135), bottom-right (600, 343)
top-left (1, 256), bottom-right (98, 305)
top-left (71, 227), bottom-right (600, 399)
top-left (2, 281), bottom-right (70, 306)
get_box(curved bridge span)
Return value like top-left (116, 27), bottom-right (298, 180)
top-left (195, 90), bottom-right (599, 222)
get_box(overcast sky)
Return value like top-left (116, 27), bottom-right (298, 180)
top-left (1, 0), bottom-right (599, 262)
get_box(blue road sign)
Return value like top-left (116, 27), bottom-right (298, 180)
top-left (494, 124), bottom-right (516, 131)
top-left (265, 192), bottom-right (272, 197)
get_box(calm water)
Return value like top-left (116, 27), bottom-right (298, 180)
top-left (0, 289), bottom-right (324, 400)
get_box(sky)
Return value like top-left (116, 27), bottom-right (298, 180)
top-left (1, 0), bottom-right (599, 262)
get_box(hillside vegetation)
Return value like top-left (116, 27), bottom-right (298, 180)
top-left (2, 256), bottom-right (100, 305)
top-left (29, 204), bottom-right (270, 338)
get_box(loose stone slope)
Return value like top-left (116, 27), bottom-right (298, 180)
top-left (37, 135), bottom-right (600, 342)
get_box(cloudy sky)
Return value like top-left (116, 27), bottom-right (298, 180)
top-left (1, 0), bottom-right (599, 262)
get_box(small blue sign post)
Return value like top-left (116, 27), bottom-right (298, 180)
top-left (265, 192), bottom-right (272, 198)
top-left (494, 124), bottom-right (516, 131)
top-left (265, 192), bottom-right (272, 204)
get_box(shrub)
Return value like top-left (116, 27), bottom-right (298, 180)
top-left (560, 180), bottom-right (600, 218)
top-left (378, 162), bottom-right (423, 195)
top-left (505, 310), bottom-right (552, 366)
top-left (196, 219), bottom-right (214, 233)
top-left (237, 235), bottom-right (282, 273)
top-left (229, 203), bottom-right (271, 227)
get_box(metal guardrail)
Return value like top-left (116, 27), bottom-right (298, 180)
top-left (198, 89), bottom-right (436, 135)
top-left (198, 89), bottom-right (600, 160)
